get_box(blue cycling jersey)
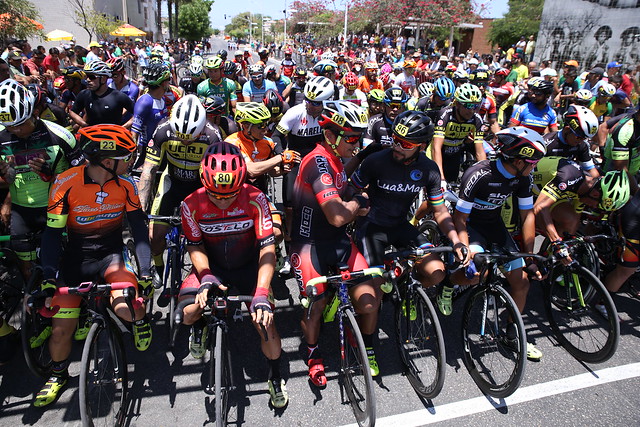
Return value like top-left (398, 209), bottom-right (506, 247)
top-left (509, 102), bottom-right (557, 135)
top-left (132, 93), bottom-right (168, 146)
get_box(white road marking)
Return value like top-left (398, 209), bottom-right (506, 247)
top-left (341, 362), bottom-right (640, 427)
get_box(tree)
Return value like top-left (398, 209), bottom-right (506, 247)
top-left (177, 0), bottom-right (213, 41)
top-left (487, 0), bottom-right (544, 50)
top-left (0, 0), bottom-right (43, 47)
top-left (68, 0), bottom-right (123, 42)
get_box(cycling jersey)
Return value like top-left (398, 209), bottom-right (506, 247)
top-left (39, 103), bottom-right (70, 129)
top-left (107, 79), bottom-right (140, 103)
top-left (285, 82), bottom-right (306, 107)
top-left (588, 97), bottom-right (613, 122)
top-left (182, 184), bottom-right (275, 270)
top-left (497, 89), bottom-right (528, 127)
top-left (393, 73), bottom-right (416, 94)
top-left (225, 131), bottom-right (281, 193)
top-left (281, 58), bottom-right (296, 77)
top-left (351, 149), bottom-right (443, 227)
top-left (533, 157), bottom-right (586, 206)
top-left (489, 82), bottom-right (514, 106)
top-left (0, 120), bottom-right (82, 208)
top-left (146, 118), bottom-right (223, 183)
top-left (510, 102), bottom-right (557, 134)
top-left (362, 113), bottom-right (394, 148)
top-left (71, 88), bottom-right (134, 126)
top-left (543, 130), bottom-right (595, 171)
top-left (178, 77), bottom-right (198, 95)
top-left (338, 88), bottom-right (368, 107)
top-left (196, 78), bottom-right (238, 116)
top-left (271, 76), bottom-right (291, 96)
top-left (60, 84), bottom-right (87, 108)
top-left (273, 103), bottom-right (323, 158)
top-left (357, 76), bottom-right (383, 94)
top-left (414, 97), bottom-right (451, 122)
top-left (241, 79), bottom-right (277, 103)
top-left (479, 93), bottom-right (497, 121)
top-left (603, 113), bottom-right (640, 174)
top-left (132, 93), bottom-right (169, 147)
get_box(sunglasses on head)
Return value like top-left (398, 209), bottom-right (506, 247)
top-left (338, 132), bottom-right (361, 145)
top-left (206, 189), bottom-right (239, 200)
top-left (460, 102), bottom-right (480, 110)
top-left (392, 135), bottom-right (420, 150)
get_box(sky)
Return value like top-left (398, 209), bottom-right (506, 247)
top-left (207, 0), bottom-right (510, 31)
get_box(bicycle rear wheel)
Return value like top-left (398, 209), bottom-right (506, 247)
top-left (341, 309), bottom-right (376, 427)
top-left (214, 325), bottom-right (231, 427)
top-left (21, 269), bottom-right (51, 377)
top-left (461, 284), bottom-right (526, 398)
top-left (79, 321), bottom-right (128, 427)
top-left (395, 286), bottom-right (446, 399)
top-left (545, 264), bottom-right (619, 363)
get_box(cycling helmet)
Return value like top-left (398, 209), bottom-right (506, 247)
top-left (527, 77), bottom-right (553, 94)
top-left (494, 68), bottom-right (510, 78)
top-left (264, 64), bottom-right (278, 78)
top-left (563, 105), bottom-right (599, 139)
top-left (147, 57), bottom-right (165, 66)
top-left (383, 87), bottom-right (409, 105)
top-left (320, 51), bottom-right (336, 61)
top-left (403, 60), bottom-right (417, 69)
top-left (223, 60), bottom-right (238, 77)
top-left (343, 72), bottom-right (359, 90)
top-left (418, 82), bottom-right (435, 98)
top-left (107, 57), bottom-right (125, 73)
top-left (234, 50), bottom-right (243, 57)
top-left (574, 89), bottom-right (594, 103)
top-left (169, 94), bottom-right (207, 141)
top-left (0, 80), bottom-right (35, 126)
top-left (598, 170), bottom-right (630, 211)
top-left (189, 61), bottom-right (205, 79)
top-left (392, 110), bottom-right (434, 143)
top-left (368, 88), bottom-right (385, 103)
top-left (319, 100), bottom-right (369, 133)
top-left (434, 77), bottom-right (455, 101)
top-left (258, 47), bottom-right (269, 57)
top-left (454, 83), bottom-right (482, 103)
top-left (598, 83), bottom-right (616, 97)
top-left (191, 55), bottom-right (204, 66)
top-left (79, 124), bottom-right (136, 163)
top-left (217, 49), bottom-right (228, 60)
top-left (83, 60), bottom-right (112, 77)
top-left (149, 48), bottom-right (164, 59)
top-left (204, 56), bottom-right (224, 70)
top-left (199, 142), bottom-right (247, 197)
top-left (294, 67), bottom-right (307, 78)
top-left (200, 95), bottom-right (226, 116)
top-left (235, 102), bottom-right (271, 125)
top-left (263, 89), bottom-right (284, 117)
top-left (143, 62), bottom-right (171, 86)
top-left (453, 69), bottom-right (469, 81)
top-left (248, 64), bottom-right (264, 76)
top-left (284, 48), bottom-right (293, 55)
top-left (497, 126), bottom-right (546, 161)
top-left (313, 60), bottom-right (337, 76)
top-left (26, 84), bottom-right (46, 108)
top-left (470, 70), bottom-right (489, 83)
top-left (61, 66), bottom-right (86, 80)
top-left (445, 64), bottom-right (457, 73)
top-left (393, 62), bottom-right (404, 72)
top-left (53, 76), bottom-right (66, 91)
top-left (303, 76), bottom-right (335, 101)
top-left (364, 62), bottom-right (379, 70)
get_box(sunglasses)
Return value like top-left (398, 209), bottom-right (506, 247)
top-left (306, 99), bottom-right (323, 107)
top-left (85, 74), bottom-right (100, 80)
top-left (250, 74), bottom-right (263, 79)
top-left (520, 158), bottom-right (540, 166)
top-left (460, 102), bottom-right (480, 110)
top-left (206, 189), bottom-right (240, 200)
top-left (112, 151), bottom-right (136, 162)
top-left (254, 121), bottom-right (269, 129)
top-left (385, 102), bottom-right (403, 109)
top-left (392, 135), bottom-right (420, 150)
top-left (339, 132), bottom-right (361, 145)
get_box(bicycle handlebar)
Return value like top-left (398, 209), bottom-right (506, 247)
top-left (305, 267), bottom-right (384, 298)
top-left (384, 245), bottom-right (454, 262)
top-left (148, 215), bottom-right (182, 226)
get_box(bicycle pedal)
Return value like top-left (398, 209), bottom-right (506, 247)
top-left (233, 308), bottom-right (243, 322)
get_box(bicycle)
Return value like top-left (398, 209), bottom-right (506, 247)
top-left (382, 243), bottom-right (453, 399)
top-left (305, 266), bottom-right (384, 427)
top-left (171, 292), bottom-right (265, 427)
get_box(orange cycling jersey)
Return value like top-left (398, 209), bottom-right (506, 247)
top-left (225, 131), bottom-right (280, 194)
top-left (358, 76), bottom-right (383, 94)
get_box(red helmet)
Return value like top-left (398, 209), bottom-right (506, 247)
top-left (343, 72), bottom-right (358, 90)
top-left (445, 64), bottom-right (457, 72)
top-left (199, 142), bottom-right (247, 197)
top-left (495, 68), bottom-right (510, 78)
top-left (107, 57), bottom-right (125, 73)
top-left (53, 76), bottom-right (66, 91)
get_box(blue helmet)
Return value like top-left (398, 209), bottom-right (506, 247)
top-left (434, 76), bottom-right (456, 101)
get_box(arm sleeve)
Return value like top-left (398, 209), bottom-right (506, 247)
top-left (127, 209), bottom-right (151, 276)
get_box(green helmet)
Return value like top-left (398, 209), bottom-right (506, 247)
top-left (599, 170), bottom-right (630, 211)
top-left (368, 89), bottom-right (385, 103)
top-left (454, 83), bottom-right (482, 103)
top-left (235, 102), bottom-right (271, 125)
top-left (203, 56), bottom-right (224, 70)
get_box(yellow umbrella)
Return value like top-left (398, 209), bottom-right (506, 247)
top-left (45, 29), bottom-right (74, 41)
top-left (110, 24), bottom-right (146, 37)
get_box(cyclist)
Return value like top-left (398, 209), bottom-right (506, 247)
top-left (138, 95), bottom-right (222, 285)
top-left (33, 124), bottom-right (152, 407)
top-left (26, 84), bottom-right (70, 129)
top-left (289, 100), bottom-right (378, 385)
top-left (106, 57), bottom-right (140, 103)
top-left (448, 127), bottom-right (546, 360)
top-left (602, 106), bottom-right (640, 193)
top-left (604, 190), bottom-right (640, 294)
top-left (573, 89), bottom-right (594, 107)
top-left (197, 56), bottom-right (238, 116)
top-left (265, 64), bottom-right (291, 97)
top-left (339, 71), bottom-right (368, 107)
top-left (0, 80), bottom-right (83, 279)
top-left (280, 48), bottom-right (296, 78)
top-left (362, 86), bottom-right (408, 148)
top-left (285, 67), bottom-right (308, 107)
top-left (216, 49), bottom-right (228, 61)
top-left (472, 70), bottom-right (500, 141)
top-left (415, 76), bottom-right (455, 122)
top-left (223, 60), bottom-right (244, 99)
top-left (358, 62), bottom-right (383, 94)
top-left (452, 69), bottom-right (469, 87)
top-left (262, 89), bottom-right (289, 135)
top-left (58, 66), bottom-right (86, 111)
top-left (312, 60), bottom-right (341, 100)
top-left (366, 88), bottom-right (385, 117)
top-left (201, 95), bottom-right (238, 139)
top-left (179, 142), bottom-right (289, 408)
top-left (242, 64), bottom-right (277, 103)
top-left (178, 61), bottom-right (206, 95)
top-left (543, 105), bottom-right (600, 177)
top-left (588, 83), bottom-right (615, 123)
top-left (509, 77), bottom-right (558, 135)
top-left (393, 60), bottom-right (418, 96)
top-left (489, 68), bottom-right (514, 108)
top-left (409, 81), bottom-right (434, 111)
top-left (69, 60), bottom-right (134, 128)
top-left (233, 50), bottom-right (248, 77)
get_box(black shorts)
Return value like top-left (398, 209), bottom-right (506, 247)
top-left (11, 204), bottom-right (46, 261)
top-left (355, 219), bottom-right (428, 266)
top-left (150, 175), bottom-right (200, 224)
top-left (467, 221), bottom-right (524, 272)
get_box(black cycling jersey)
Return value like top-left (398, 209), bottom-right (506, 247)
top-left (362, 113), bottom-right (393, 148)
top-left (543, 130), bottom-right (595, 171)
top-left (178, 77), bottom-right (198, 95)
top-left (39, 103), bottom-right (70, 128)
top-left (534, 157), bottom-right (586, 203)
top-left (415, 97), bottom-right (451, 122)
top-left (351, 149), bottom-right (443, 227)
top-left (286, 82), bottom-right (306, 107)
top-left (71, 87), bottom-right (134, 126)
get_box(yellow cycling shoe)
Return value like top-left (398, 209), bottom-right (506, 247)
top-left (133, 319), bottom-right (152, 351)
top-left (33, 374), bottom-right (68, 407)
top-left (526, 342), bottom-right (543, 361)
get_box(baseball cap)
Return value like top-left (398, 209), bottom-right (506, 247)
top-left (512, 53), bottom-right (521, 60)
top-left (564, 60), bottom-right (579, 67)
top-left (607, 61), bottom-right (622, 69)
top-left (7, 51), bottom-right (22, 61)
top-left (540, 68), bottom-right (557, 77)
top-left (589, 67), bottom-right (605, 76)
top-left (439, 55), bottom-right (448, 62)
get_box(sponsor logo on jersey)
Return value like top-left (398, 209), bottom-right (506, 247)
top-left (410, 170), bottom-right (423, 181)
top-left (300, 206), bottom-right (313, 238)
top-left (558, 182), bottom-right (567, 191)
top-left (320, 173), bottom-right (333, 186)
top-left (290, 252), bottom-right (301, 268)
top-left (168, 143), bottom-right (206, 156)
top-left (200, 219), bottom-right (253, 234)
top-left (463, 168), bottom-right (490, 197)
top-left (335, 171), bottom-right (345, 189)
top-left (74, 203), bottom-right (125, 213)
top-left (202, 212), bottom-right (218, 218)
top-left (296, 126), bottom-right (321, 137)
top-left (182, 203), bottom-right (201, 239)
top-left (378, 180), bottom-right (422, 193)
top-left (95, 191), bottom-right (109, 204)
top-left (227, 207), bottom-right (245, 216)
top-left (77, 212), bottom-right (122, 224)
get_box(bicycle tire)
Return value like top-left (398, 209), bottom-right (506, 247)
top-left (168, 246), bottom-right (180, 339)
top-left (461, 284), bottom-right (526, 398)
top-left (395, 286), bottom-right (446, 399)
top-left (418, 220), bottom-right (442, 246)
top-left (214, 325), bottom-right (230, 427)
top-left (342, 309), bottom-right (376, 427)
top-left (79, 321), bottom-right (128, 427)
top-left (21, 268), bottom-right (51, 378)
top-left (0, 251), bottom-right (25, 327)
top-left (176, 65), bottom-right (189, 80)
top-left (545, 264), bottom-right (619, 363)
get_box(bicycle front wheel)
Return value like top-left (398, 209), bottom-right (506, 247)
top-left (461, 284), bottom-right (526, 398)
top-left (214, 325), bottom-right (231, 427)
top-left (168, 246), bottom-right (180, 339)
top-left (395, 286), bottom-right (446, 399)
top-left (341, 309), bottom-right (376, 427)
top-left (545, 264), bottom-right (619, 363)
top-left (79, 321), bottom-right (128, 427)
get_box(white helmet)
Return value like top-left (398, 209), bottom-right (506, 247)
top-left (319, 100), bottom-right (369, 133)
top-left (574, 89), bottom-right (593, 102)
top-left (169, 94), bottom-right (207, 140)
top-left (598, 83), bottom-right (616, 97)
top-left (320, 51), bottom-right (336, 61)
top-left (189, 61), bottom-right (204, 79)
top-left (563, 105), bottom-right (599, 139)
top-left (0, 80), bottom-right (35, 127)
top-left (418, 82), bottom-right (435, 98)
top-left (303, 76), bottom-right (335, 102)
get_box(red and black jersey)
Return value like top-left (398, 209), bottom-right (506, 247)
top-left (181, 184), bottom-right (275, 269)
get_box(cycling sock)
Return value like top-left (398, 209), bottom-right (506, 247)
top-left (51, 359), bottom-right (69, 377)
top-left (0, 319), bottom-right (12, 336)
top-left (307, 343), bottom-right (319, 359)
top-left (268, 356), bottom-right (281, 380)
top-left (362, 333), bottom-right (374, 349)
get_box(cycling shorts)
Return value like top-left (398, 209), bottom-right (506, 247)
top-left (467, 222), bottom-right (525, 272)
top-left (52, 250), bottom-right (137, 319)
top-left (11, 204), bottom-right (46, 261)
top-left (620, 238), bottom-right (640, 269)
top-left (291, 236), bottom-right (369, 298)
top-left (355, 219), bottom-right (428, 266)
top-left (150, 175), bottom-right (201, 225)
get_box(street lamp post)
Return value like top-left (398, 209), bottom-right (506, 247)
top-left (343, 0), bottom-right (348, 50)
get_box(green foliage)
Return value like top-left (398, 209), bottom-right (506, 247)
top-left (0, 0), bottom-right (43, 45)
top-left (487, 0), bottom-right (544, 49)
top-left (69, 0), bottom-right (122, 42)
top-left (178, 0), bottom-right (214, 41)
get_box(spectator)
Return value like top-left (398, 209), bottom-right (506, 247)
top-left (525, 35), bottom-right (536, 62)
top-left (86, 41), bottom-right (102, 63)
top-left (42, 47), bottom-right (61, 75)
